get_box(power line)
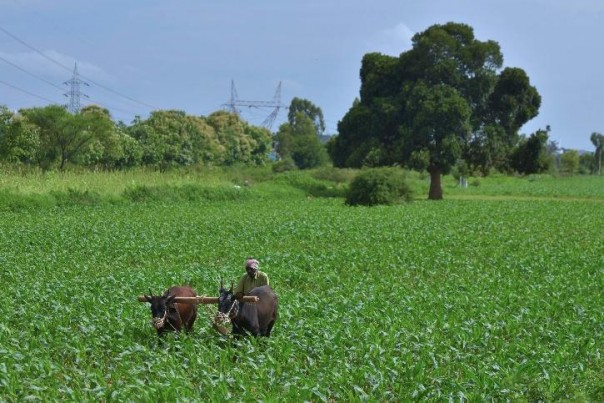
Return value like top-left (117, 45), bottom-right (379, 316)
top-left (0, 52), bottom-right (141, 117)
top-left (0, 53), bottom-right (65, 92)
top-left (0, 79), bottom-right (61, 104)
top-left (0, 24), bottom-right (160, 111)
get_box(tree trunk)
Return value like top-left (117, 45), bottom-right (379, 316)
top-left (428, 163), bottom-right (443, 200)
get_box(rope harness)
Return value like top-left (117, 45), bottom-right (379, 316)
top-left (152, 301), bottom-right (191, 332)
top-left (214, 299), bottom-right (239, 325)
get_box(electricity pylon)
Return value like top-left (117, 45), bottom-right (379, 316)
top-left (64, 63), bottom-right (89, 113)
top-left (223, 80), bottom-right (287, 131)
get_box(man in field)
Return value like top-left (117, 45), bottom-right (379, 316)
top-left (233, 257), bottom-right (269, 300)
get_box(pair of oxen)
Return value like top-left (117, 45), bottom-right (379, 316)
top-left (142, 284), bottom-right (278, 337)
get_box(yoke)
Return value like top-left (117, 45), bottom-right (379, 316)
top-left (137, 295), bottom-right (259, 304)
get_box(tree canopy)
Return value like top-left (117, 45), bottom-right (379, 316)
top-left (276, 98), bottom-right (330, 169)
top-left (0, 105), bottom-right (273, 171)
top-left (591, 132), bottom-right (604, 175)
top-left (328, 22), bottom-right (542, 199)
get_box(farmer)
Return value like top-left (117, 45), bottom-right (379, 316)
top-left (233, 257), bottom-right (269, 300)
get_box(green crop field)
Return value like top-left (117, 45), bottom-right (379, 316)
top-left (0, 170), bottom-right (602, 401)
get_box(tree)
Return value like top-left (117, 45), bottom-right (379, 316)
top-left (560, 150), bottom-right (579, 175)
top-left (276, 99), bottom-right (330, 169)
top-left (510, 129), bottom-right (550, 174)
top-left (398, 82), bottom-right (472, 199)
top-left (128, 110), bottom-right (271, 169)
top-left (207, 111), bottom-right (272, 166)
top-left (74, 105), bottom-right (120, 169)
top-left (468, 68), bottom-right (542, 173)
top-left (0, 106), bottom-right (40, 164)
top-left (287, 97), bottom-right (326, 136)
top-left (591, 132), bottom-right (604, 175)
top-left (329, 22), bottom-right (541, 199)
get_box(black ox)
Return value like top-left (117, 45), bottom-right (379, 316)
top-left (143, 286), bottom-right (198, 336)
top-left (216, 283), bottom-right (278, 337)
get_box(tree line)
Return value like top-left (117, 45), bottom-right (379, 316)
top-left (0, 104), bottom-right (273, 171)
top-left (1, 22), bottom-right (602, 197)
top-left (0, 96), bottom-right (333, 172)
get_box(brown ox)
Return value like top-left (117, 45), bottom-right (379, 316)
top-left (143, 286), bottom-right (197, 336)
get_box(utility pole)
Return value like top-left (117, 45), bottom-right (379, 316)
top-left (223, 80), bottom-right (287, 131)
top-left (64, 63), bottom-right (89, 113)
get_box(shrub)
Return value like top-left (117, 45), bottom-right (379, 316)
top-left (345, 167), bottom-right (413, 206)
top-left (272, 157), bottom-right (298, 173)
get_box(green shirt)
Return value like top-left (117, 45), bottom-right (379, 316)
top-left (233, 270), bottom-right (269, 295)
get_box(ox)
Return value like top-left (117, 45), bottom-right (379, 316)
top-left (143, 286), bottom-right (197, 336)
top-left (216, 283), bottom-right (278, 337)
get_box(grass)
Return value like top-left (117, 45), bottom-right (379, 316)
top-left (0, 168), bottom-right (602, 400)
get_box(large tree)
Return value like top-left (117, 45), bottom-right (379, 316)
top-left (20, 104), bottom-right (113, 170)
top-left (591, 132), bottom-right (604, 175)
top-left (509, 129), bottom-right (551, 174)
top-left (329, 22), bottom-right (541, 199)
top-left (0, 106), bottom-right (40, 164)
top-left (287, 97), bottom-right (326, 136)
top-left (276, 99), bottom-right (330, 169)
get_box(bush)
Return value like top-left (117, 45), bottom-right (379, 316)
top-left (345, 167), bottom-right (413, 206)
top-left (272, 158), bottom-right (298, 173)
top-left (311, 167), bottom-right (356, 184)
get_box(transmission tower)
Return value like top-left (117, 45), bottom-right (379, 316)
top-left (223, 80), bottom-right (287, 131)
top-left (64, 63), bottom-right (89, 113)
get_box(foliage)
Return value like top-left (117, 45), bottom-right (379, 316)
top-left (510, 129), bottom-right (551, 174)
top-left (451, 159), bottom-right (471, 181)
top-left (273, 170), bottom-right (347, 198)
top-left (287, 97), bottom-right (326, 135)
top-left (0, 103), bottom-right (275, 171)
top-left (0, 106), bottom-right (40, 164)
top-left (271, 157), bottom-right (297, 173)
top-left (275, 107), bottom-right (330, 169)
top-left (122, 183), bottom-right (248, 203)
top-left (559, 150), bottom-right (579, 175)
top-left (591, 132), bottom-right (603, 175)
top-left (579, 151), bottom-right (595, 175)
top-left (18, 104), bottom-right (117, 171)
top-left (345, 167), bottom-right (412, 206)
top-left (330, 22), bottom-right (541, 199)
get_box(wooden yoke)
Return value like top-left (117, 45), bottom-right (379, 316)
top-left (137, 295), bottom-right (259, 304)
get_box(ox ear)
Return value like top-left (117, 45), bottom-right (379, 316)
top-left (144, 289), bottom-right (153, 302)
top-left (166, 294), bottom-right (176, 304)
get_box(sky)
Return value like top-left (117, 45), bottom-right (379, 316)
top-left (1, 0), bottom-right (603, 151)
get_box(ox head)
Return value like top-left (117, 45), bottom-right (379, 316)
top-left (144, 289), bottom-right (176, 330)
top-left (217, 280), bottom-right (238, 322)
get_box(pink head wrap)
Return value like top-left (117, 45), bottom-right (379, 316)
top-left (245, 258), bottom-right (259, 270)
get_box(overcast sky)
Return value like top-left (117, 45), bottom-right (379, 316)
top-left (1, 0), bottom-right (602, 151)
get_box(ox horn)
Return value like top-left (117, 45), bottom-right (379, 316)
top-left (229, 281), bottom-right (234, 292)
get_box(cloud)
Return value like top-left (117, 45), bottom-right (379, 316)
top-left (364, 22), bottom-right (414, 56)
